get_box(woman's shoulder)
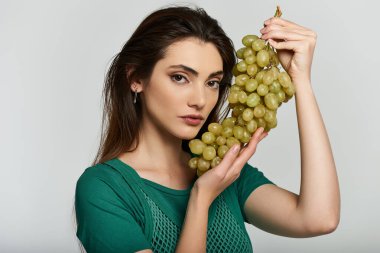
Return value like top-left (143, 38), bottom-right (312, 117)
top-left (75, 161), bottom-right (135, 195)
top-left (75, 161), bottom-right (141, 207)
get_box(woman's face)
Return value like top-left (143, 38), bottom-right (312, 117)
top-left (137, 37), bottom-right (224, 140)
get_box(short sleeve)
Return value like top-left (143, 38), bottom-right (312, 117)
top-left (75, 168), bottom-right (152, 253)
top-left (235, 162), bottom-right (276, 223)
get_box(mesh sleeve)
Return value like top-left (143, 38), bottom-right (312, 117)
top-left (235, 162), bottom-right (276, 223)
top-left (75, 169), bottom-right (152, 253)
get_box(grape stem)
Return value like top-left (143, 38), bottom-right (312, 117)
top-left (274, 5), bottom-right (282, 18)
top-left (264, 5), bottom-right (283, 69)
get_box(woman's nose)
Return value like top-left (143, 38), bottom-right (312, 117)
top-left (188, 83), bottom-right (207, 110)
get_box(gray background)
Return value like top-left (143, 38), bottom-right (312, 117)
top-left (1, 0), bottom-right (379, 252)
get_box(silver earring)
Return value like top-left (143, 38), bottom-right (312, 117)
top-left (133, 89), bottom-right (138, 104)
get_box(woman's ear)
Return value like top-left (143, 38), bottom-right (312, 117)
top-left (126, 66), bottom-right (143, 92)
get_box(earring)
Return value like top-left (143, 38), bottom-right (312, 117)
top-left (133, 88), bottom-right (138, 104)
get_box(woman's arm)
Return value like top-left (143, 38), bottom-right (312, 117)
top-left (294, 77), bottom-right (340, 230)
top-left (175, 187), bottom-right (210, 253)
top-left (242, 16), bottom-right (340, 237)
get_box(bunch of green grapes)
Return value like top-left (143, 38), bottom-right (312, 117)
top-left (188, 8), bottom-right (295, 177)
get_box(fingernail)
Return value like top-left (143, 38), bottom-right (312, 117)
top-left (232, 144), bottom-right (240, 154)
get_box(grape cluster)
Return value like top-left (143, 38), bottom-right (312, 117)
top-left (188, 34), bottom-right (295, 177)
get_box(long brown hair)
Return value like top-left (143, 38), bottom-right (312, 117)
top-left (91, 5), bottom-right (236, 166)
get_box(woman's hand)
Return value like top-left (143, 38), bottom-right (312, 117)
top-left (192, 127), bottom-right (268, 206)
top-left (260, 17), bottom-right (317, 84)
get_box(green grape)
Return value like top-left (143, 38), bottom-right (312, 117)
top-left (278, 72), bottom-right (291, 88)
top-left (241, 127), bottom-right (251, 143)
top-left (226, 136), bottom-right (240, 148)
top-left (242, 107), bottom-right (254, 121)
top-left (208, 123), bottom-right (223, 136)
top-left (235, 74), bottom-right (249, 86)
top-left (188, 157), bottom-right (198, 170)
top-left (245, 78), bottom-right (258, 92)
top-left (269, 80), bottom-right (281, 93)
top-left (262, 71), bottom-right (274, 85)
top-left (222, 126), bottom-right (234, 138)
top-left (255, 70), bottom-right (266, 83)
top-left (211, 156), bottom-right (222, 168)
top-left (232, 64), bottom-right (243, 77)
top-left (237, 114), bottom-right (247, 127)
top-left (245, 55), bottom-right (256, 65)
top-left (238, 90), bottom-right (248, 104)
top-left (253, 104), bottom-right (266, 118)
top-left (269, 66), bottom-right (280, 80)
top-left (236, 47), bottom-right (246, 59)
top-left (246, 93), bottom-right (260, 107)
top-left (203, 146), bottom-right (216, 160)
top-left (243, 47), bottom-right (255, 58)
top-left (257, 84), bottom-right (269, 96)
top-left (242, 35), bottom-right (259, 47)
top-left (189, 139), bottom-right (206, 155)
top-left (202, 132), bottom-right (216, 144)
top-left (246, 64), bottom-right (259, 76)
top-left (264, 93), bottom-right (279, 110)
top-left (264, 109), bottom-right (276, 123)
top-left (197, 157), bottom-right (210, 172)
top-left (276, 90), bottom-right (286, 102)
top-left (217, 145), bottom-right (229, 158)
top-left (231, 84), bottom-right (242, 91)
top-left (221, 117), bottom-right (236, 128)
top-left (216, 135), bottom-right (226, 146)
top-left (284, 82), bottom-right (296, 97)
top-left (267, 117), bottom-right (278, 129)
top-left (257, 50), bottom-right (270, 67)
top-left (246, 119), bottom-right (258, 133)
top-left (252, 38), bottom-right (266, 51)
top-left (270, 52), bottom-right (280, 66)
top-left (232, 104), bottom-right (245, 117)
top-left (210, 143), bottom-right (218, 151)
top-left (233, 125), bottom-right (244, 139)
top-left (236, 61), bottom-right (247, 72)
top-left (228, 90), bottom-right (239, 104)
top-left (257, 117), bottom-right (266, 129)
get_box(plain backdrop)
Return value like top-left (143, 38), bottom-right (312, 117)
top-left (1, 0), bottom-right (379, 252)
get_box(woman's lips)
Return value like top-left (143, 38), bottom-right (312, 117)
top-left (181, 117), bottom-right (202, 125)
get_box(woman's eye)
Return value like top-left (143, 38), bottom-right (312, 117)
top-left (171, 74), bottom-right (187, 84)
top-left (208, 80), bottom-right (220, 89)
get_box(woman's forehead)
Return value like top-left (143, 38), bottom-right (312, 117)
top-left (158, 38), bottom-right (223, 72)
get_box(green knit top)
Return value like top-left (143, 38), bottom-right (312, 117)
top-left (75, 154), bottom-right (275, 253)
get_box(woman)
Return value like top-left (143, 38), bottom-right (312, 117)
top-left (74, 5), bottom-right (340, 253)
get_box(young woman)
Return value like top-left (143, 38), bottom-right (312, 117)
top-left (74, 5), bottom-right (340, 253)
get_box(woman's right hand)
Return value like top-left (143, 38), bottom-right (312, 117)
top-left (192, 127), bottom-right (269, 206)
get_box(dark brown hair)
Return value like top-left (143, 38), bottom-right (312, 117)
top-left (91, 5), bottom-right (236, 166)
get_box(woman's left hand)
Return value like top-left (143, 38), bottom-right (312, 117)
top-left (260, 17), bottom-right (317, 84)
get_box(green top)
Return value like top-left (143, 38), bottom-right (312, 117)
top-left (75, 155), bottom-right (275, 253)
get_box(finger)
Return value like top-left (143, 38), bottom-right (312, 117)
top-left (264, 17), bottom-right (309, 31)
top-left (239, 130), bottom-right (268, 154)
top-left (226, 127), bottom-right (266, 177)
top-left (261, 24), bottom-right (315, 37)
top-left (237, 127), bottom-right (266, 161)
top-left (267, 39), bottom-right (301, 51)
top-left (261, 30), bottom-right (308, 42)
top-left (258, 130), bottom-right (269, 142)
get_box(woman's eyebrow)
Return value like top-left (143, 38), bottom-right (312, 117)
top-left (168, 64), bottom-right (223, 78)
